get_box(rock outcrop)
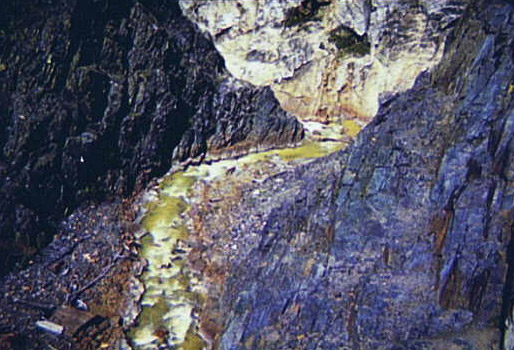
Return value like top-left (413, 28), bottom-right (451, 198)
top-left (186, 1), bottom-right (514, 348)
top-left (0, 0), bottom-right (302, 275)
top-left (180, 0), bottom-right (467, 123)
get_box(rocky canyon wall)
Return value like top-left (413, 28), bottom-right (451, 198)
top-left (0, 0), bottom-right (302, 275)
top-left (180, 0), bottom-right (468, 124)
top-left (186, 1), bottom-right (514, 348)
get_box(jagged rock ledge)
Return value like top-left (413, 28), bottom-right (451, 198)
top-left (0, 0), bottom-right (302, 275)
top-left (180, 0), bottom-right (467, 123)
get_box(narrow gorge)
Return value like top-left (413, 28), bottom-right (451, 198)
top-left (1, 1), bottom-right (514, 350)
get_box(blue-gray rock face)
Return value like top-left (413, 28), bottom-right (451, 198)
top-left (194, 1), bottom-right (514, 349)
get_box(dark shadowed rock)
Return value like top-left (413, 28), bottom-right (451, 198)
top-left (0, 0), bottom-right (302, 275)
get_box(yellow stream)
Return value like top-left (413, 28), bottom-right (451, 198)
top-left (130, 140), bottom-right (346, 349)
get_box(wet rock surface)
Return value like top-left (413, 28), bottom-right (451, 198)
top-left (0, 0), bottom-right (302, 275)
top-left (184, 1), bottom-right (514, 349)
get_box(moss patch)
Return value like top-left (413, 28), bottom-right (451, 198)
top-left (284, 0), bottom-right (331, 27)
top-left (276, 141), bottom-right (344, 162)
top-left (182, 323), bottom-right (208, 350)
top-left (142, 196), bottom-right (188, 232)
top-left (139, 233), bottom-right (155, 258)
top-left (137, 297), bottom-right (170, 330)
top-left (328, 25), bottom-right (370, 58)
top-left (160, 172), bottom-right (196, 191)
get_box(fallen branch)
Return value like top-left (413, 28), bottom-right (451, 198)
top-left (44, 235), bottom-right (92, 267)
top-left (12, 298), bottom-right (56, 317)
top-left (44, 234), bottom-right (93, 268)
top-left (35, 320), bottom-right (64, 336)
top-left (68, 253), bottom-right (125, 303)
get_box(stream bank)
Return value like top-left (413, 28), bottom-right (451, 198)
top-left (130, 126), bottom-right (349, 349)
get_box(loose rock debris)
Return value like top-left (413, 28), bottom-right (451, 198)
top-left (35, 321), bottom-right (64, 336)
top-left (0, 201), bottom-right (144, 350)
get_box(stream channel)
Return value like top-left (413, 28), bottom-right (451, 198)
top-left (129, 121), bottom-right (359, 349)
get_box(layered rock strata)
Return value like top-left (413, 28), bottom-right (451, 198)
top-left (0, 0), bottom-right (302, 274)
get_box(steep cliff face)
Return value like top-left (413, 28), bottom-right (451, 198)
top-left (180, 0), bottom-right (467, 123)
top-left (0, 0), bottom-right (302, 274)
top-left (186, 1), bottom-right (514, 348)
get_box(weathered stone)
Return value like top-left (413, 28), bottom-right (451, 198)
top-left (180, 0), bottom-right (467, 122)
top-left (186, 1), bottom-right (514, 349)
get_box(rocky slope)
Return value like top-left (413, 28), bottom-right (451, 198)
top-left (0, 0), bottom-right (302, 275)
top-left (180, 0), bottom-right (467, 123)
top-left (182, 1), bottom-right (514, 348)
top-left (0, 200), bottom-right (143, 350)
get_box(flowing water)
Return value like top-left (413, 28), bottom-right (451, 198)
top-left (130, 137), bottom-right (349, 349)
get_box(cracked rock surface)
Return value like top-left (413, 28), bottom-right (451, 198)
top-left (0, 0), bottom-right (302, 274)
top-left (180, 0), bottom-right (467, 122)
top-left (184, 1), bottom-right (514, 348)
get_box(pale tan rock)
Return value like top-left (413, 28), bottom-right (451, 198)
top-left (180, 0), bottom-right (466, 127)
